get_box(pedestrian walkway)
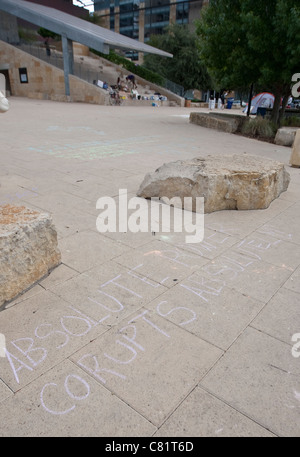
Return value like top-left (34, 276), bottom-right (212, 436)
top-left (0, 98), bottom-right (299, 437)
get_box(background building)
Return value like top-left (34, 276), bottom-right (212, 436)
top-left (25, 0), bottom-right (88, 18)
top-left (94, 0), bottom-right (207, 48)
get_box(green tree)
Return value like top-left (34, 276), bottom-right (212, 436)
top-left (196, 0), bottom-right (300, 124)
top-left (82, 12), bottom-right (103, 26)
top-left (143, 23), bottom-right (212, 91)
top-left (37, 27), bottom-right (60, 41)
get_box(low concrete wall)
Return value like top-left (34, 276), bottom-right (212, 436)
top-left (189, 112), bottom-right (246, 133)
top-left (0, 40), bottom-right (109, 104)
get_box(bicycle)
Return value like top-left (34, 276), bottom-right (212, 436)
top-left (109, 88), bottom-right (123, 106)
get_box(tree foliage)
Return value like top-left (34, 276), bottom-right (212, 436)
top-left (143, 23), bottom-right (212, 91)
top-left (92, 49), bottom-right (165, 86)
top-left (37, 28), bottom-right (60, 41)
top-left (82, 12), bottom-right (103, 26)
top-left (196, 0), bottom-right (300, 124)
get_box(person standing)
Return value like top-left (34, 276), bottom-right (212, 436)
top-left (126, 74), bottom-right (137, 89)
top-left (45, 38), bottom-right (51, 57)
top-left (209, 90), bottom-right (215, 109)
top-left (220, 90), bottom-right (226, 109)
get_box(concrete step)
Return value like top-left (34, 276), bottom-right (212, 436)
top-left (121, 98), bottom-right (175, 107)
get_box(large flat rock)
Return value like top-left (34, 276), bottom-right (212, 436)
top-left (0, 205), bottom-right (61, 307)
top-left (137, 154), bottom-right (290, 213)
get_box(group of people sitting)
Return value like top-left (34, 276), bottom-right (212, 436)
top-left (94, 74), bottom-right (137, 93)
top-left (94, 74), bottom-right (169, 103)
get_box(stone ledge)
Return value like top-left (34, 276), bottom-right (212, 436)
top-left (189, 112), bottom-right (245, 133)
top-left (0, 205), bottom-right (61, 307)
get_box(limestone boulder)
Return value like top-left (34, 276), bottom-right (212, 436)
top-left (0, 205), bottom-right (61, 306)
top-left (274, 127), bottom-right (299, 147)
top-left (137, 154), bottom-right (290, 213)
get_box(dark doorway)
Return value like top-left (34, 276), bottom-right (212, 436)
top-left (0, 69), bottom-right (12, 96)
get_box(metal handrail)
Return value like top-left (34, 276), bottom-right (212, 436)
top-left (163, 79), bottom-right (184, 97)
top-left (13, 42), bottom-right (103, 85)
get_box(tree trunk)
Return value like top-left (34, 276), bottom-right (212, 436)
top-left (270, 88), bottom-right (282, 126)
top-left (247, 83), bottom-right (254, 117)
top-left (278, 93), bottom-right (290, 126)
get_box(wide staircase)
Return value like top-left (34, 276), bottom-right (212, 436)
top-left (14, 42), bottom-right (183, 107)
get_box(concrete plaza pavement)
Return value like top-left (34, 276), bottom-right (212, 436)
top-left (0, 97), bottom-right (300, 437)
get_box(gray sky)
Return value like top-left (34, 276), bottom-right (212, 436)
top-left (73, 1), bottom-right (94, 13)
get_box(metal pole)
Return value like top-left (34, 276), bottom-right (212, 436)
top-left (247, 83), bottom-right (254, 117)
top-left (61, 34), bottom-right (74, 96)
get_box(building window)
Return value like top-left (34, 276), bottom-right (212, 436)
top-left (95, 0), bottom-right (204, 42)
top-left (110, 6), bottom-right (115, 29)
top-left (19, 67), bottom-right (28, 83)
top-left (176, 1), bottom-right (189, 23)
top-left (144, 2), bottom-right (170, 39)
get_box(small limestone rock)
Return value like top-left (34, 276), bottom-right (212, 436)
top-left (0, 205), bottom-right (61, 306)
top-left (137, 154), bottom-right (290, 213)
top-left (275, 127), bottom-right (299, 147)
